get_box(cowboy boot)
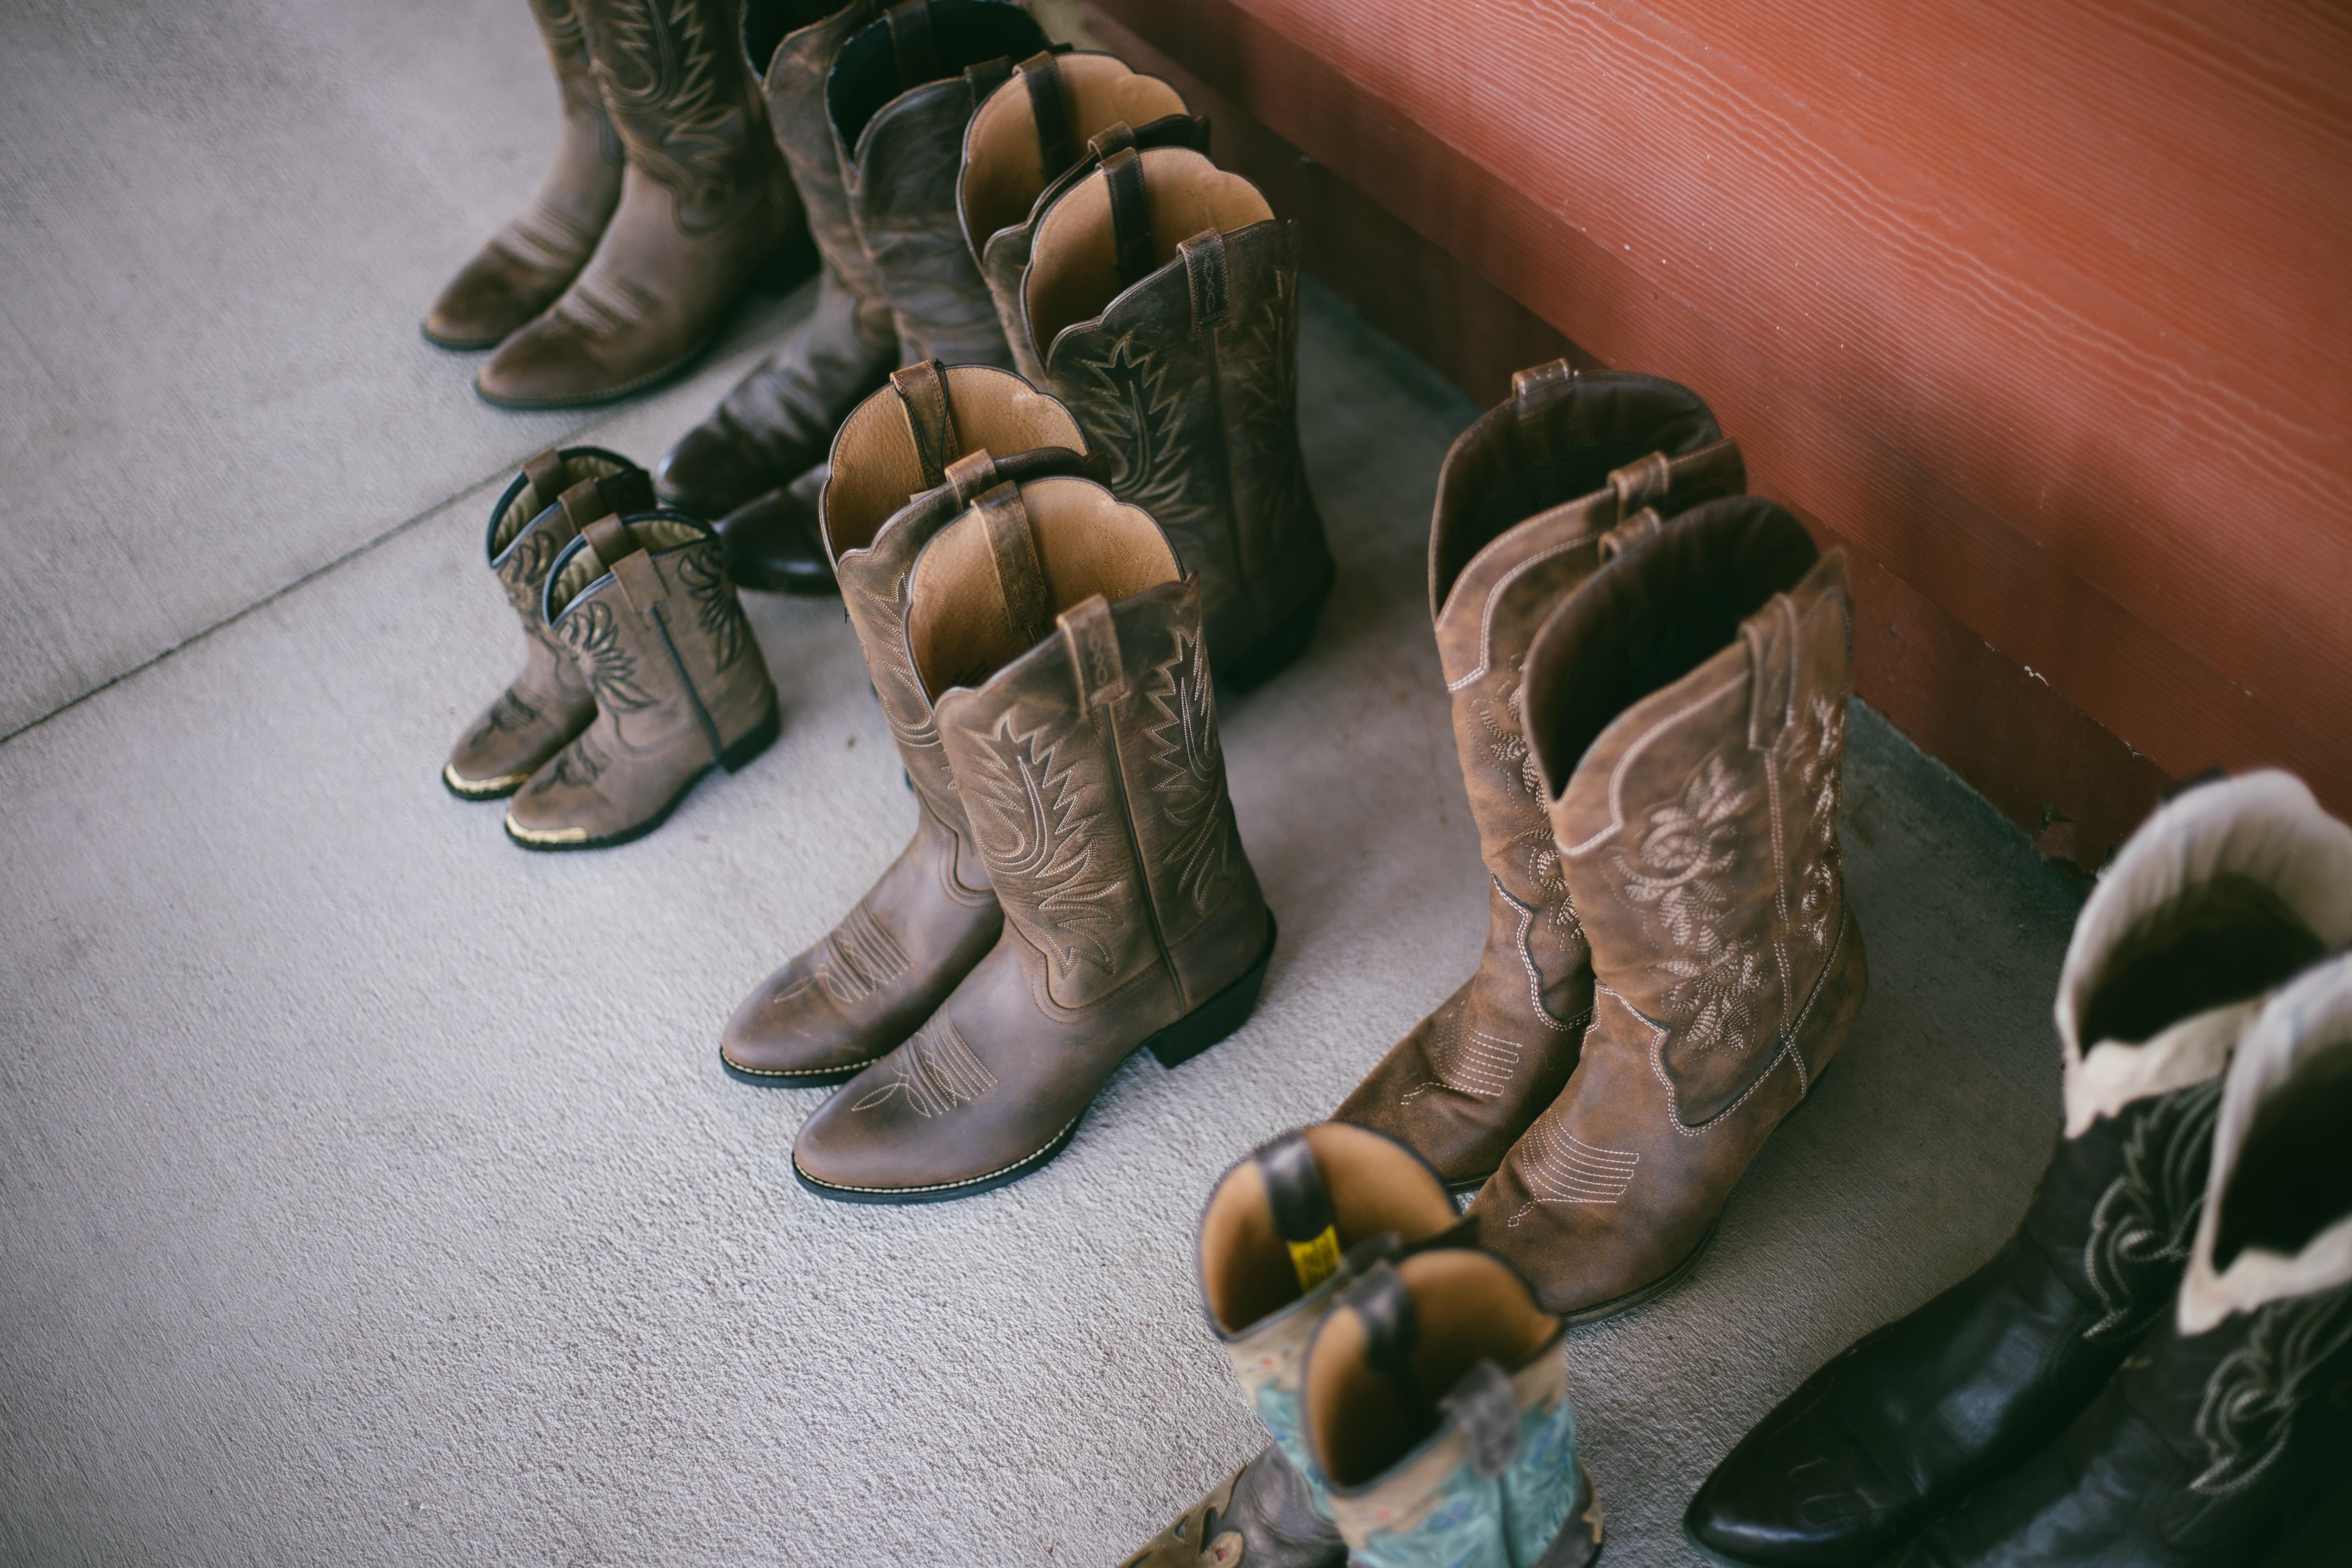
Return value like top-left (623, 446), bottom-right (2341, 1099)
top-left (1892, 947), bottom-right (2352, 1567)
top-left (790, 474), bottom-right (1275, 1200)
top-left (506, 508), bottom-right (779, 847)
top-left (1121, 1124), bottom-right (1465, 1568)
top-left (1302, 1252), bottom-right (1603, 1568)
top-left (477, 0), bottom-right (810, 409)
top-left (831, 0), bottom-right (1049, 367)
top-left (1464, 496), bottom-right (1868, 1320)
top-left (446, 447), bottom-right (654, 799)
top-left (721, 360), bottom-right (1087, 1084)
top-left (655, 0), bottom-right (905, 587)
top-left (1684, 770), bottom-right (2352, 1567)
top-left (1021, 145), bottom-right (1332, 690)
top-left (1334, 363), bottom-right (1744, 1189)
top-left (423, 0), bottom-right (626, 349)
top-left (958, 49), bottom-right (1207, 383)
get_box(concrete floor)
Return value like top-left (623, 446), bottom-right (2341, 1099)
top-left (6, 3), bottom-right (2275, 1566)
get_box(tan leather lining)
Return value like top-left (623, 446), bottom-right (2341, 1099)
top-left (1024, 147), bottom-right (1272, 352)
top-left (1198, 1124), bottom-right (1460, 1336)
top-left (826, 367), bottom-right (1087, 559)
top-left (960, 54), bottom-right (1186, 248)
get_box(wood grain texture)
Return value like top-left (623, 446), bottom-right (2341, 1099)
top-left (1092, 0), bottom-right (2352, 818)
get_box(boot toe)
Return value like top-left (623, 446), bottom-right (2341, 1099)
top-left (717, 484), bottom-right (836, 596)
top-left (423, 250), bottom-right (570, 351)
top-left (719, 969), bottom-right (878, 1085)
top-left (654, 420), bottom-right (775, 518)
top-left (475, 313), bottom-right (609, 410)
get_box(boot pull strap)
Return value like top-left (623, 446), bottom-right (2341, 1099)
top-left (945, 450), bottom-right (1002, 505)
top-left (964, 56), bottom-right (1013, 107)
top-left (1102, 147), bottom-right (1157, 290)
top-left (1016, 50), bottom-right (1076, 182)
top-left (1598, 505), bottom-right (1664, 564)
top-left (1057, 593), bottom-right (1127, 710)
top-left (1439, 1362), bottom-right (1522, 1479)
top-left (582, 513), bottom-right (663, 614)
top-left (1607, 450), bottom-right (1674, 518)
top-left (974, 481), bottom-right (1055, 652)
top-left (580, 512), bottom-right (638, 569)
top-left (557, 476), bottom-right (609, 535)
top-left (521, 449), bottom-right (566, 509)
top-left (1087, 120), bottom-right (1137, 161)
top-left (1510, 358), bottom-right (1577, 421)
top-left (1344, 1262), bottom-right (1431, 1425)
top-left (1179, 229), bottom-right (1230, 333)
top-left (890, 359), bottom-right (961, 490)
top-left (1254, 1130), bottom-right (1341, 1292)
top-left (884, 0), bottom-right (937, 87)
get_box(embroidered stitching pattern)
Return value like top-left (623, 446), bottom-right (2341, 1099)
top-left (814, 902), bottom-right (910, 1007)
top-left (1399, 1010), bottom-right (1523, 1103)
top-left (2190, 1288), bottom-right (2352, 1493)
top-left (676, 542), bottom-right (749, 673)
top-left (1789, 695), bottom-right (1845, 955)
top-left (1229, 280), bottom-right (1308, 555)
top-left (1069, 332), bottom-right (1210, 560)
top-left (965, 710), bottom-right (1121, 978)
top-left (1142, 627), bottom-right (1235, 913)
top-left (1498, 880), bottom-right (1579, 1035)
top-left (560, 600), bottom-right (659, 712)
top-left (536, 730), bottom-right (609, 793)
top-left (1505, 1117), bottom-right (1638, 1222)
top-left (592, 0), bottom-right (745, 223)
top-left (2082, 1077), bottom-right (2223, 1342)
top-left (1616, 753), bottom-right (1767, 1056)
top-left (850, 1014), bottom-right (997, 1118)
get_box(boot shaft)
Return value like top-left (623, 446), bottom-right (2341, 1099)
top-left (532, 0), bottom-right (624, 141)
top-left (909, 475), bottom-right (1263, 1013)
top-left (488, 448), bottom-right (653, 650)
top-left (827, 0), bottom-right (1049, 365)
top-left (745, 0), bottom-right (885, 289)
top-left (959, 50), bottom-right (1206, 383)
top-left (578, 0), bottom-right (784, 233)
top-left (1023, 146), bottom-right (1330, 667)
top-left (1524, 497), bottom-right (1855, 1127)
top-left (1305, 1252), bottom-right (1592, 1568)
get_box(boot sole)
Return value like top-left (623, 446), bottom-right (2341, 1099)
top-left (1678, 1522), bottom-right (1780, 1568)
top-left (442, 762), bottom-right (530, 802)
top-left (420, 323), bottom-right (507, 352)
top-left (790, 914), bottom-right (1280, 1206)
top-left (474, 337), bottom-right (717, 413)
top-left (717, 1049), bottom-right (881, 1090)
top-left (1216, 569), bottom-right (1333, 697)
top-left (503, 702), bottom-right (779, 852)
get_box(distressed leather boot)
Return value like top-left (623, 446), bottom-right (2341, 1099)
top-left (506, 509), bottom-right (779, 847)
top-left (1335, 363), bottom-right (1743, 1189)
top-left (446, 447), bottom-right (654, 799)
top-left (1688, 770), bottom-right (2352, 1568)
top-left (1893, 947), bottom-right (2352, 1568)
top-left (722, 360), bottom-right (1086, 1084)
top-left (958, 49), bottom-right (1207, 384)
top-left (477, 0), bottom-right (809, 410)
top-left (423, 0), bottom-right (625, 349)
top-left (1022, 146), bottom-right (1332, 689)
top-left (790, 474), bottom-right (1275, 1200)
top-left (655, 0), bottom-right (907, 585)
top-left (1302, 1252), bottom-right (1603, 1568)
top-left (1121, 1124), bottom-right (1464, 1568)
top-left (1468, 497), bottom-right (1867, 1320)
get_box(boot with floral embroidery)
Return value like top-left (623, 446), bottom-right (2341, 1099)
top-left (1890, 946), bottom-right (2352, 1567)
top-left (1334, 361), bottom-right (1744, 1190)
top-left (790, 473), bottom-right (1273, 1200)
top-left (1685, 770), bottom-right (2352, 1566)
top-left (1469, 496), bottom-right (1866, 1320)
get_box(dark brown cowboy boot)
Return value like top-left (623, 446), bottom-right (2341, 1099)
top-left (424, 0), bottom-right (625, 349)
top-left (506, 508), bottom-right (779, 847)
top-left (958, 49), bottom-right (1206, 384)
top-left (1122, 1124), bottom-right (1467, 1568)
top-left (1021, 146), bottom-right (1332, 689)
top-left (1334, 364), bottom-right (1743, 1190)
top-left (477, 0), bottom-right (810, 409)
top-left (721, 361), bottom-right (1087, 1085)
top-left (790, 475), bottom-right (1275, 1200)
top-left (446, 447), bottom-right (654, 799)
top-left (655, 0), bottom-right (905, 586)
top-left (1468, 496), bottom-right (1868, 1320)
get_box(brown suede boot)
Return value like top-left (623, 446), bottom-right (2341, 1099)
top-left (1021, 146), bottom-right (1333, 689)
top-left (505, 508), bottom-right (780, 847)
top-left (446, 447), bottom-right (655, 799)
top-left (477, 0), bottom-right (810, 410)
top-left (424, 0), bottom-right (625, 350)
top-left (1333, 364), bottom-right (1744, 1188)
top-left (1469, 496), bottom-right (1867, 1320)
top-left (791, 475), bottom-right (1275, 1200)
top-left (958, 49), bottom-right (1207, 384)
top-left (655, 0), bottom-right (906, 578)
top-left (721, 360), bottom-right (1087, 1084)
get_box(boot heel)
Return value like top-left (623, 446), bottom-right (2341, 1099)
top-left (1146, 914), bottom-right (1279, 1069)
top-left (721, 702), bottom-right (782, 772)
top-left (1217, 571), bottom-right (1332, 697)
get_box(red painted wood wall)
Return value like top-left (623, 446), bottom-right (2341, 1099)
top-left (1087, 0), bottom-right (2352, 864)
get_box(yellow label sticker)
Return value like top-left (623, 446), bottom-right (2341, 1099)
top-left (1287, 1225), bottom-right (1342, 1291)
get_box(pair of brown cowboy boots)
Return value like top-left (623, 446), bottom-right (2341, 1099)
top-left (444, 446), bottom-right (778, 848)
top-left (721, 362), bottom-right (1279, 1202)
top-left (424, 0), bottom-right (812, 411)
top-left (655, 9), bottom-right (1334, 693)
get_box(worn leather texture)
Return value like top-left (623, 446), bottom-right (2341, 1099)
top-left (478, 0), bottom-right (808, 409)
top-left (1116, 1444), bottom-right (1343, 1568)
top-left (722, 364), bottom-right (1084, 1082)
top-left (656, 0), bottom-right (901, 519)
top-left (1468, 498), bottom-right (1867, 1318)
top-left (505, 510), bottom-right (776, 845)
top-left (829, 0), bottom-right (1045, 368)
top-left (1025, 147), bottom-right (1333, 685)
top-left (446, 448), bottom-right (647, 797)
top-left (423, 0), bottom-right (624, 349)
top-left (791, 480), bottom-right (1270, 1199)
top-left (1336, 364), bottom-right (1743, 1188)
